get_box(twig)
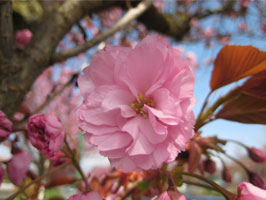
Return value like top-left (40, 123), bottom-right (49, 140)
top-left (183, 179), bottom-right (219, 192)
top-left (65, 139), bottom-right (90, 192)
top-left (0, 0), bottom-right (13, 60)
top-left (5, 162), bottom-right (70, 200)
top-left (13, 73), bottom-right (78, 130)
top-left (176, 171), bottom-right (236, 199)
top-left (51, 0), bottom-right (153, 64)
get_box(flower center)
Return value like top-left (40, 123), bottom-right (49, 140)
top-left (130, 93), bottom-right (154, 117)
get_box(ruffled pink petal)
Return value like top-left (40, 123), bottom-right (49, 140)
top-left (79, 122), bottom-right (119, 135)
top-left (81, 108), bottom-right (120, 126)
top-left (146, 106), bottom-right (179, 125)
top-left (139, 118), bottom-right (167, 144)
top-left (127, 132), bottom-right (154, 156)
top-left (89, 132), bottom-right (132, 151)
top-left (148, 111), bottom-right (168, 136)
top-left (131, 155), bottom-right (153, 170)
top-left (152, 88), bottom-right (183, 118)
top-left (152, 143), bottom-right (172, 168)
top-left (122, 38), bottom-right (168, 96)
top-left (238, 182), bottom-right (266, 200)
top-left (102, 88), bottom-right (136, 118)
top-left (78, 67), bottom-right (95, 96)
top-left (110, 156), bottom-right (139, 172)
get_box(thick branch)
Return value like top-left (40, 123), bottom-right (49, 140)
top-left (51, 0), bottom-right (153, 64)
top-left (0, 0), bottom-right (115, 118)
top-left (136, 1), bottom-right (234, 40)
top-left (0, 0), bottom-right (13, 61)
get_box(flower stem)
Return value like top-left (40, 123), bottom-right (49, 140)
top-left (175, 171), bottom-right (236, 199)
top-left (227, 139), bottom-right (248, 148)
top-left (182, 179), bottom-right (219, 192)
top-left (64, 140), bottom-right (90, 192)
top-left (222, 152), bottom-right (249, 171)
top-left (5, 162), bottom-right (70, 200)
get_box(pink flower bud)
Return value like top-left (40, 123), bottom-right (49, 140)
top-left (15, 29), bottom-right (32, 49)
top-left (27, 114), bottom-right (65, 159)
top-left (238, 182), bottom-right (266, 200)
top-left (248, 147), bottom-right (266, 163)
top-left (0, 110), bottom-right (13, 142)
top-left (7, 151), bottom-right (32, 185)
top-left (156, 191), bottom-right (186, 200)
top-left (0, 164), bottom-right (4, 186)
top-left (222, 167), bottom-right (232, 183)
top-left (248, 171), bottom-right (266, 190)
top-left (203, 158), bottom-right (216, 174)
top-left (68, 192), bottom-right (102, 200)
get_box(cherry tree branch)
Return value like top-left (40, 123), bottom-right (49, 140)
top-left (0, 0), bottom-right (14, 61)
top-left (50, 0), bottom-right (153, 64)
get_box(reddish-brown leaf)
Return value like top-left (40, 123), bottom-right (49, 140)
top-left (238, 71), bottom-right (266, 99)
top-left (210, 46), bottom-right (266, 91)
top-left (216, 94), bottom-right (266, 124)
top-left (188, 142), bottom-right (202, 173)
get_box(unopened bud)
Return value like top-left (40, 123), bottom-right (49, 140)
top-left (203, 158), bottom-right (216, 174)
top-left (248, 147), bottom-right (266, 163)
top-left (247, 171), bottom-right (266, 190)
top-left (222, 167), bottom-right (232, 183)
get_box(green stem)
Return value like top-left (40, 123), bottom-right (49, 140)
top-left (65, 140), bottom-right (90, 192)
top-left (183, 179), bottom-right (219, 192)
top-left (195, 93), bottom-right (238, 131)
top-left (227, 139), bottom-right (248, 148)
top-left (5, 162), bottom-right (70, 200)
top-left (222, 152), bottom-right (249, 172)
top-left (176, 172), bottom-right (236, 199)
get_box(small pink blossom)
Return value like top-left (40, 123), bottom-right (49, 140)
top-left (248, 147), bottom-right (266, 163)
top-left (156, 191), bottom-right (186, 200)
top-left (0, 164), bottom-right (4, 186)
top-left (238, 23), bottom-right (249, 32)
top-left (185, 51), bottom-right (198, 71)
top-left (15, 29), bottom-right (32, 49)
top-left (27, 114), bottom-right (65, 159)
top-left (78, 35), bottom-right (195, 172)
top-left (238, 182), bottom-right (266, 200)
top-left (7, 151), bottom-right (32, 185)
top-left (203, 27), bottom-right (215, 38)
top-left (68, 192), bottom-right (102, 200)
top-left (0, 110), bottom-right (13, 142)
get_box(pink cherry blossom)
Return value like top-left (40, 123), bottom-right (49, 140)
top-left (156, 191), bottom-right (186, 200)
top-left (0, 164), bottom-right (4, 186)
top-left (68, 192), bottom-right (102, 200)
top-left (203, 27), bottom-right (215, 38)
top-left (0, 110), bottom-right (13, 142)
top-left (185, 51), bottom-right (198, 71)
top-left (238, 23), bottom-right (249, 32)
top-left (237, 182), bottom-right (266, 200)
top-left (15, 29), bottom-right (32, 49)
top-left (78, 35), bottom-right (195, 172)
top-left (27, 114), bottom-right (65, 159)
top-left (7, 151), bottom-right (32, 185)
